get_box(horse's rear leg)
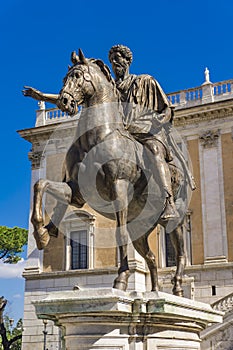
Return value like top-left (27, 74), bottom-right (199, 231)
top-left (31, 179), bottom-right (72, 250)
top-left (170, 225), bottom-right (186, 296)
top-left (132, 235), bottom-right (159, 292)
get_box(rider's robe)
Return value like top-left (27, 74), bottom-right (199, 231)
top-left (116, 74), bottom-right (173, 161)
top-left (116, 74), bottom-right (196, 190)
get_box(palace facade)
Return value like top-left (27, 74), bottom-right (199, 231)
top-left (19, 70), bottom-right (233, 350)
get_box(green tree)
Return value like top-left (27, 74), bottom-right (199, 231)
top-left (9, 319), bottom-right (23, 350)
top-left (0, 227), bottom-right (27, 349)
top-left (0, 226), bottom-right (27, 263)
top-left (0, 297), bottom-right (23, 350)
top-left (0, 316), bottom-right (22, 350)
top-left (0, 298), bottom-right (23, 350)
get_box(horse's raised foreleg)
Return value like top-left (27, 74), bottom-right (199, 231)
top-left (31, 179), bottom-right (72, 250)
top-left (170, 224), bottom-right (186, 297)
top-left (112, 180), bottom-right (130, 291)
top-left (132, 235), bottom-right (159, 292)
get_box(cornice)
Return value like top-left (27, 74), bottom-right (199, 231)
top-left (17, 119), bottom-right (78, 144)
top-left (174, 99), bottom-right (233, 127)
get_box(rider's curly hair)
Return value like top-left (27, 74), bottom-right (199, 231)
top-left (108, 45), bottom-right (133, 65)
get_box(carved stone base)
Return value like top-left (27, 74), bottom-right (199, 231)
top-left (33, 288), bottom-right (223, 350)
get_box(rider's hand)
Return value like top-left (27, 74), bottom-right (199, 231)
top-left (22, 86), bottom-right (42, 101)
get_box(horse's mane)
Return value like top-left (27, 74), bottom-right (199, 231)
top-left (89, 58), bottom-right (120, 101)
top-left (68, 56), bottom-right (121, 102)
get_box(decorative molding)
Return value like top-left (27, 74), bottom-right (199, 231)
top-left (18, 119), bottom-right (77, 145)
top-left (199, 129), bottom-right (220, 148)
top-left (64, 209), bottom-right (96, 223)
top-left (174, 103), bottom-right (233, 127)
top-left (28, 150), bottom-right (44, 169)
top-left (22, 266), bottom-right (41, 277)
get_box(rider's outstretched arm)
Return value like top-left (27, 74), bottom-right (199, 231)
top-left (23, 86), bottom-right (59, 105)
top-left (37, 93), bottom-right (59, 104)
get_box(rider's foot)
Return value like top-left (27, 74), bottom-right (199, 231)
top-left (45, 221), bottom-right (59, 237)
top-left (161, 198), bottom-right (179, 220)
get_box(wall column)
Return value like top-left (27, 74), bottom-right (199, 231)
top-left (199, 130), bottom-right (228, 264)
top-left (23, 151), bottom-right (45, 276)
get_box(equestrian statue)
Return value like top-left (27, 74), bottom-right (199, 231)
top-left (23, 47), bottom-right (195, 296)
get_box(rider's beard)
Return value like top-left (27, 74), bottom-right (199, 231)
top-left (113, 64), bottom-right (127, 80)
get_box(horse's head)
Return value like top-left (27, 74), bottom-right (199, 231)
top-left (58, 49), bottom-right (115, 116)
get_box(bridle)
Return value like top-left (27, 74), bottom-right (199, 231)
top-left (63, 63), bottom-right (98, 103)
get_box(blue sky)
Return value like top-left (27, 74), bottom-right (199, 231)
top-left (1, 0), bottom-right (233, 324)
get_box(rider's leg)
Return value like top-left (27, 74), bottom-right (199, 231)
top-left (145, 140), bottom-right (179, 220)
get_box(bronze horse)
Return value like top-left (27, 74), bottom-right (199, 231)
top-left (23, 49), bottom-right (189, 296)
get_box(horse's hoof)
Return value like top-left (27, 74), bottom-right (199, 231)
top-left (172, 287), bottom-right (184, 297)
top-left (33, 227), bottom-right (50, 250)
top-left (113, 279), bottom-right (127, 291)
top-left (113, 271), bottom-right (130, 291)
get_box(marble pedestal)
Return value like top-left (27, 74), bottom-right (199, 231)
top-left (33, 288), bottom-right (222, 350)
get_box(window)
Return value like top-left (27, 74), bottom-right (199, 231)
top-left (70, 230), bottom-right (88, 269)
top-left (63, 210), bottom-right (95, 270)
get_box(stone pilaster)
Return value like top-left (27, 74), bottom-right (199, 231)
top-left (28, 151), bottom-right (44, 170)
top-left (23, 152), bottom-right (46, 276)
top-left (199, 130), bottom-right (228, 264)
